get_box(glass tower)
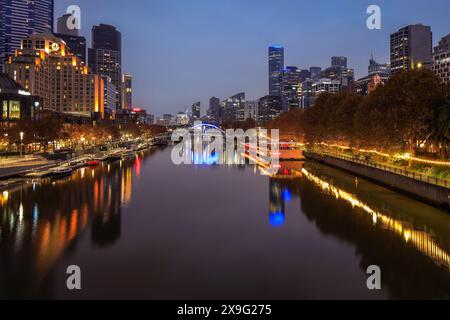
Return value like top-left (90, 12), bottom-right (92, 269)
top-left (0, 0), bottom-right (54, 71)
top-left (88, 24), bottom-right (122, 110)
top-left (268, 46), bottom-right (284, 96)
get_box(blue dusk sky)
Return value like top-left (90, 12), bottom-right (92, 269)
top-left (55, 0), bottom-right (450, 116)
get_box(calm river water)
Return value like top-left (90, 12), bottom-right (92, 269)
top-left (1, 147), bottom-right (450, 299)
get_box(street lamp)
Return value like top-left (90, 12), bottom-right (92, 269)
top-left (20, 132), bottom-right (24, 157)
top-left (4, 134), bottom-right (9, 157)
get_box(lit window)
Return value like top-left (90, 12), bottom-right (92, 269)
top-left (9, 101), bottom-right (21, 119)
top-left (2, 101), bottom-right (8, 118)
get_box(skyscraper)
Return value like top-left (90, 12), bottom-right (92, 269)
top-left (258, 95), bottom-right (282, 123)
top-left (268, 46), bottom-right (284, 96)
top-left (54, 14), bottom-right (86, 63)
top-left (281, 66), bottom-right (302, 112)
top-left (88, 24), bottom-right (122, 110)
top-left (223, 92), bottom-right (245, 123)
top-left (192, 102), bottom-right (201, 119)
top-left (390, 24), bottom-right (433, 73)
top-left (208, 96), bottom-right (221, 122)
top-left (0, 0), bottom-right (54, 71)
top-left (122, 74), bottom-right (132, 110)
top-left (433, 34), bottom-right (450, 84)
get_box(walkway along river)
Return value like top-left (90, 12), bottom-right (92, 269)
top-left (0, 148), bottom-right (449, 299)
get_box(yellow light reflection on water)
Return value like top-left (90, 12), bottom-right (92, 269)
top-left (302, 168), bottom-right (450, 270)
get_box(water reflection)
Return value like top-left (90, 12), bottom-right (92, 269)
top-left (0, 149), bottom-right (155, 298)
top-left (268, 162), bottom-right (450, 298)
top-left (301, 167), bottom-right (450, 269)
top-left (1, 147), bottom-right (450, 299)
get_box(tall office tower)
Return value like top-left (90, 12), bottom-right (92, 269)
top-left (54, 14), bottom-right (87, 63)
top-left (223, 92), bottom-right (245, 123)
top-left (300, 79), bottom-right (315, 109)
top-left (281, 66), bottom-right (302, 112)
top-left (192, 102), bottom-right (201, 119)
top-left (433, 34), bottom-right (450, 83)
top-left (268, 46), bottom-right (284, 96)
top-left (390, 24), bottom-right (433, 74)
top-left (258, 95), bottom-right (282, 123)
top-left (122, 74), bottom-right (132, 110)
top-left (5, 33), bottom-right (104, 117)
top-left (331, 56), bottom-right (348, 68)
top-left (88, 24), bottom-right (122, 110)
top-left (0, 0), bottom-right (54, 71)
top-left (309, 67), bottom-right (322, 80)
top-left (208, 96), bottom-right (221, 121)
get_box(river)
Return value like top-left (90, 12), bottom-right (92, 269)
top-left (0, 147), bottom-right (449, 299)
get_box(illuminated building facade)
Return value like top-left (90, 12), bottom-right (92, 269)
top-left (88, 24), bottom-right (122, 110)
top-left (433, 34), bottom-right (450, 84)
top-left (223, 92), bottom-right (245, 123)
top-left (0, 73), bottom-right (41, 121)
top-left (122, 74), bottom-right (132, 110)
top-left (0, 0), bottom-right (54, 71)
top-left (355, 55), bottom-right (390, 96)
top-left (300, 78), bottom-right (315, 108)
top-left (5, 33), bottom-right (104, 117)
top-left (281, 66), bottom-right (302, 112)
top-left (390, 24), bottom-right (433, 73)
top-left (258, 95), bottom-right (282, 123)
top-left (319, 57), bottom-right (354, 92)
top-left (311, 78), bottom-right (341, 96)
top-left (268, 46), bottom-right (284, 96)
top-left (104, 76), bottom-right (117, 113)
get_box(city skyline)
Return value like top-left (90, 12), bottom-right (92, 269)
top-left (45, 0), bottom-right (450, 115)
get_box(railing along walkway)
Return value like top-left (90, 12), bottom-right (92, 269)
top-left (309, 150), bottom-right (450, 189)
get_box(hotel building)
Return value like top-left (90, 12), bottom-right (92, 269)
top-left (4, 33), bottom-right (104, 118)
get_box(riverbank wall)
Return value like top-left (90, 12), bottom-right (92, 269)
top-left (305, 152), bottom-right (450, 211)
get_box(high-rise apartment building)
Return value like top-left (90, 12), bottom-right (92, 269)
top-left (390, 24), bottom-right (433, 73)
top-left (0, 0), bottom-right (54, 71)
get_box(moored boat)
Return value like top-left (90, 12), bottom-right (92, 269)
top-left (48, 167), bottom-right (73, 177)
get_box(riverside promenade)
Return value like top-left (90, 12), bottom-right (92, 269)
top-left (0, 155), bottom-right (55, 180)
top-left (305, 152), bottom-right (450, 211)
